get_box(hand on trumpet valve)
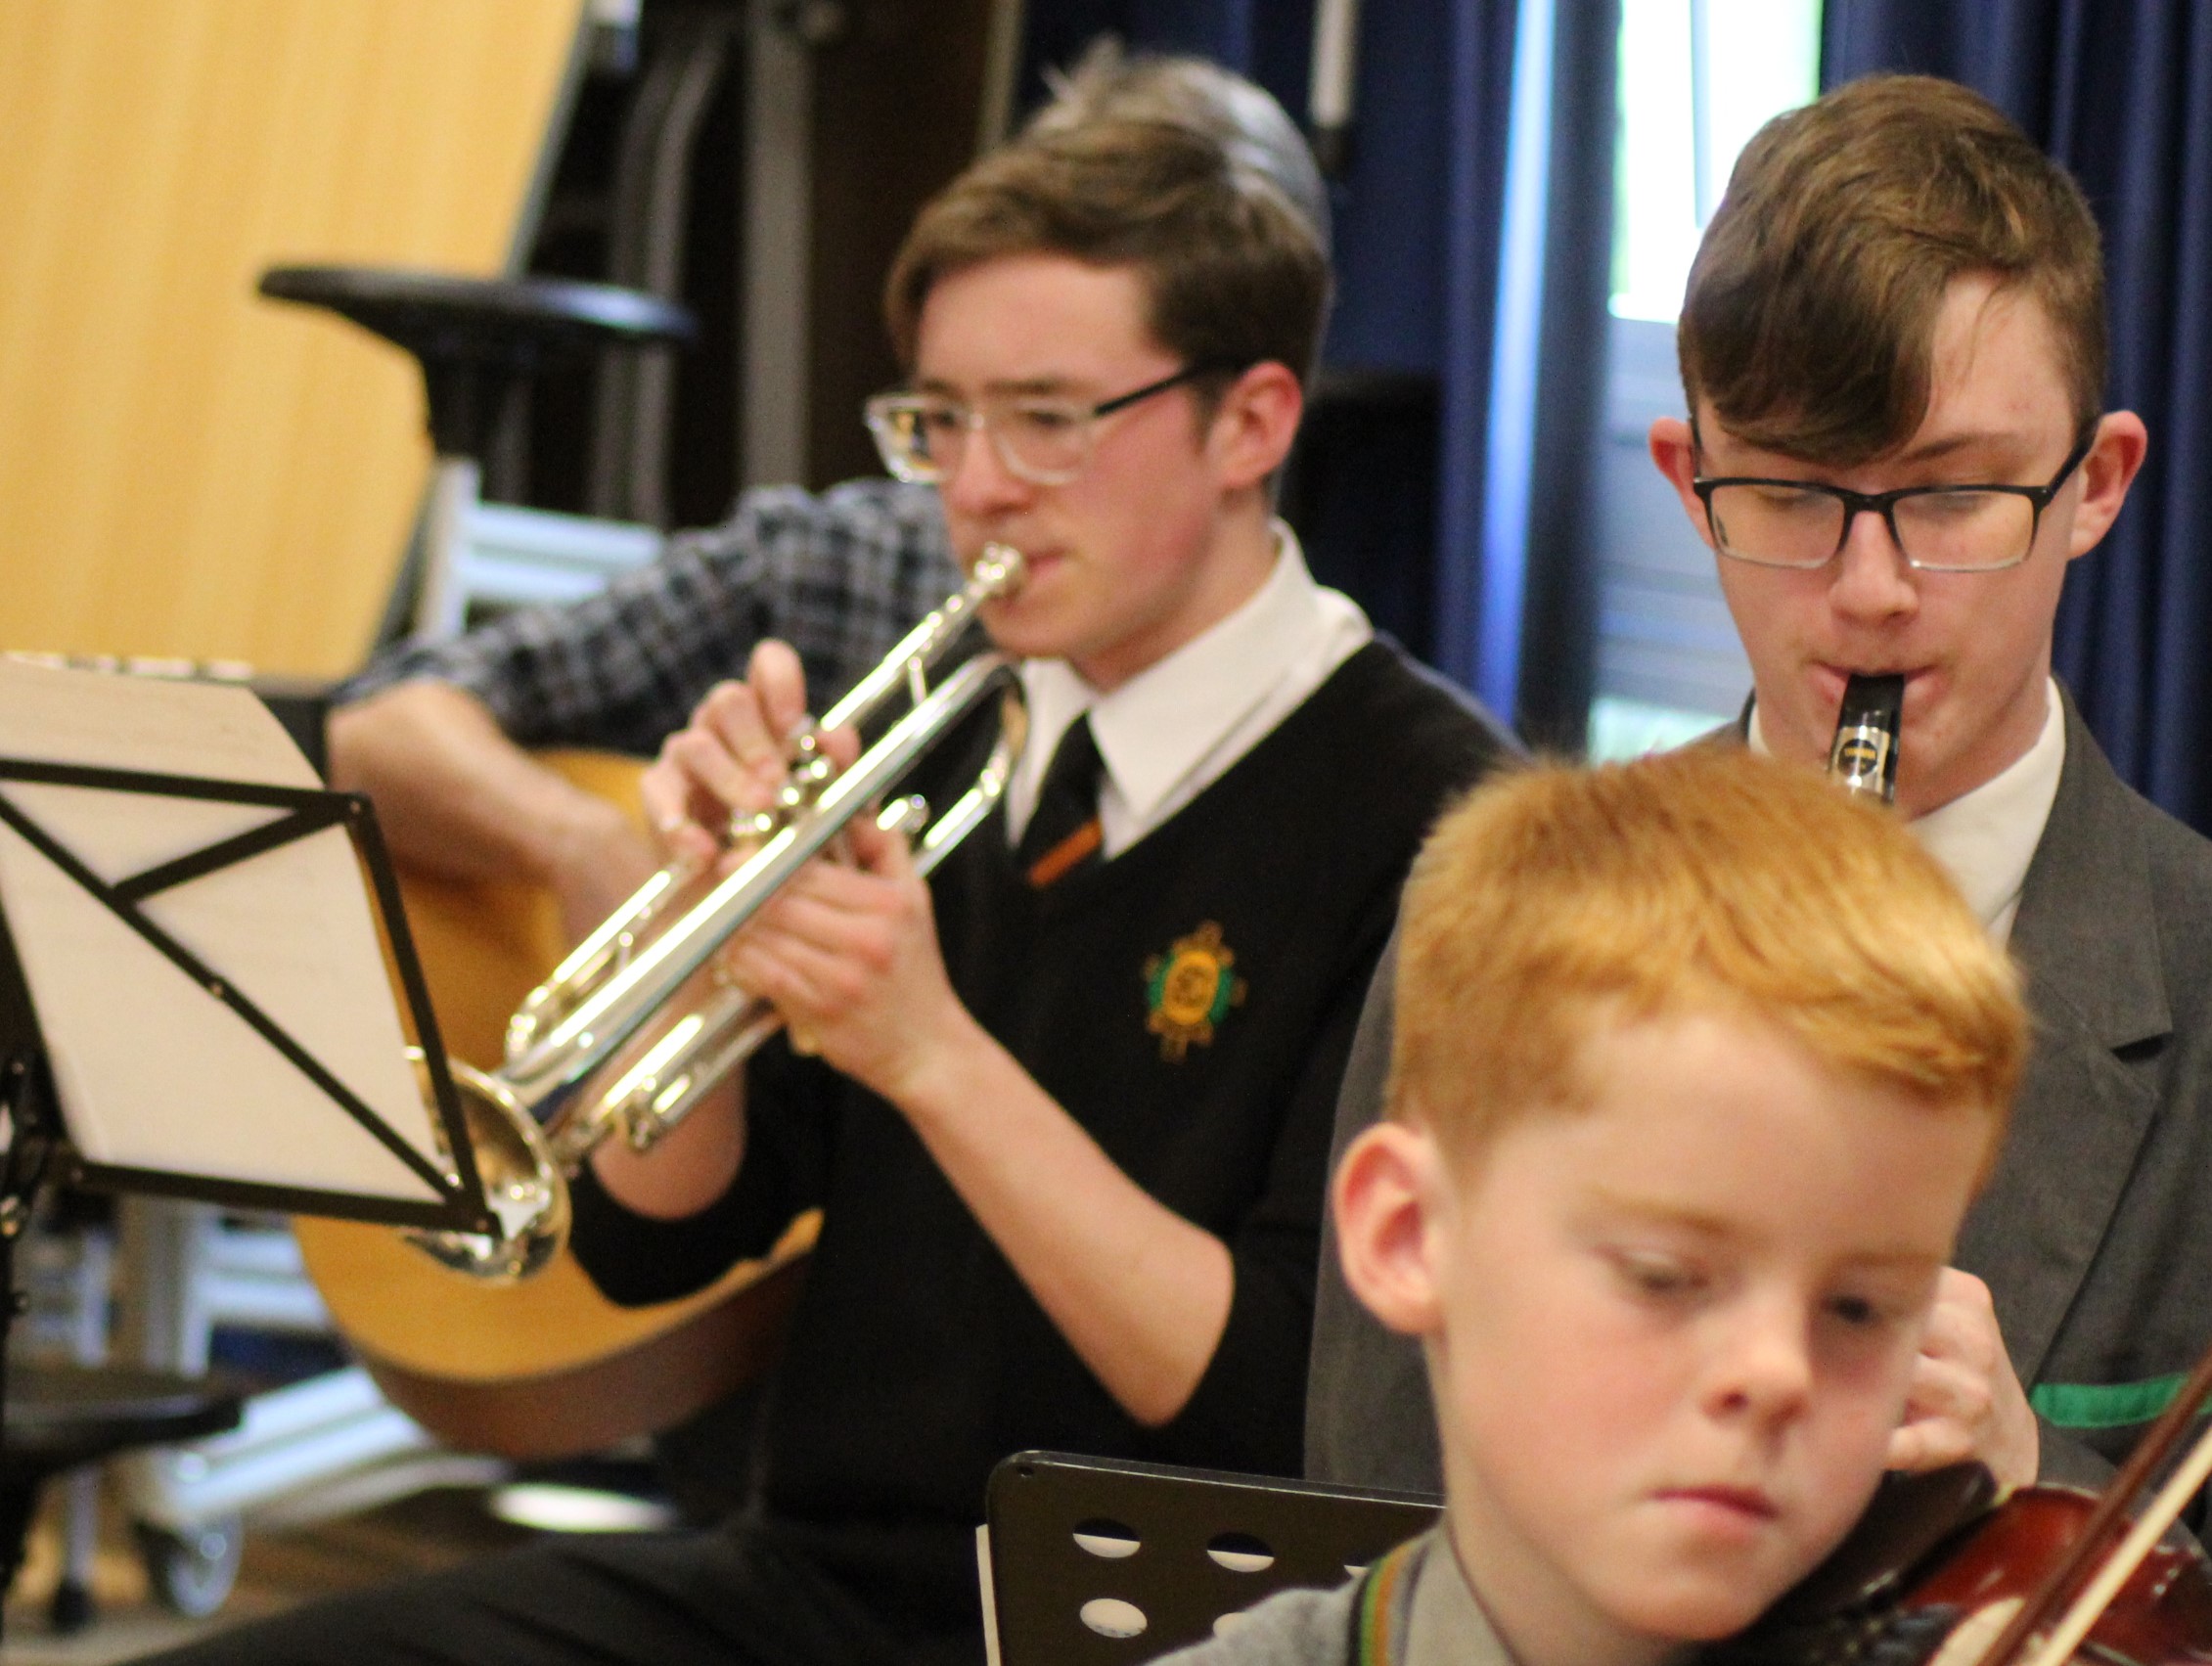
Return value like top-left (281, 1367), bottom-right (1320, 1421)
top-left (642, 638), bottom-right (863, 871)
top-left (720, 807), bottom-right (974, 1103)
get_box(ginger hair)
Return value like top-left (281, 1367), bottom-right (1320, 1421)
top-left (1391, 748), bottom-right (2025, 1163)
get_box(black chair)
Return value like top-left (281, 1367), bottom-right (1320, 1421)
top-left (2, 1361), bottom-right (243, 1632)
top-left (258, 265), bottom-right (695, 638)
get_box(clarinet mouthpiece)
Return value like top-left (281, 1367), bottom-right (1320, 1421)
top-left (1828, 673), bottom-right (1905, 804)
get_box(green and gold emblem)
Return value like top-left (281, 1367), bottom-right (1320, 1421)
top-left (1144, 921), bottom-right (1246, 1060)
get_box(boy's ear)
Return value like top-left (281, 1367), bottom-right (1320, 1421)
top-left (2064, 409), bottom-right (2149, 560)
top-left (1332, 1120), bottom-right (1448, 1338)
top-left (1209, 360), bottom-right (1304, 491)
top-left (1648, 415), bottom-right (1718, 553)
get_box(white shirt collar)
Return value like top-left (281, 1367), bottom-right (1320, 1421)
top-left (1748, 678), bottom-right (2065, 944)
top-left (1012, 521), bottom-right (1369, 852)
top-left (1908, 679), bottom-right (2065, 945)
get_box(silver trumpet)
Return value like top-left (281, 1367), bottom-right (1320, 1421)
top-left (413, 546), bottom-right (1029, 1281)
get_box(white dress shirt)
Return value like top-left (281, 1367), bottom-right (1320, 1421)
top-left (1006, 522), bottom-right (1373, 858)
top-left (1750, 677), bottom-right (2065, 944)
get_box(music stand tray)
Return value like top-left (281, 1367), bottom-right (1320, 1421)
top-left (983, 1451), bottom-right (1442, 1665)
top-left (0, 658), bottom-right (507, 1643)
top-left (0, 659), bottom-right (494, 1234)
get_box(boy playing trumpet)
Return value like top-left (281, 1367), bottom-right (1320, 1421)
top-left (140, 51), bottom-right (1512, 1666)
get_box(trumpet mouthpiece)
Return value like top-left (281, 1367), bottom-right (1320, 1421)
top-left (973, 543), bottom-right (1026, 598)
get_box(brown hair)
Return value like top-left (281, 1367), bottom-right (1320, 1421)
top-left (883, 49), bottom-right (1331, 392)
top-left (1026, 43), bottom-right (1332, 256)
top-left (1680, 73), bottom-right (2105, 465)
top-left (1390, 748), bottom-right (2024, 1164)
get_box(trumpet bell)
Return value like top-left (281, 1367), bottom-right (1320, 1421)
top-left (407, 1055), bottom-right (569, 1283)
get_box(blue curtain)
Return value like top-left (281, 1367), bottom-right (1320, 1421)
top-left (1497, 0), bottom-right (1617, 749)
top-left (1016, 1), bottom-right (1526, 702)
top-left (1824, 4), bottom-right (2212, 833)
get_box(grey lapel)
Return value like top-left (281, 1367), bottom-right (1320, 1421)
top-left (1953, 692), bottom-right (2169, 1384)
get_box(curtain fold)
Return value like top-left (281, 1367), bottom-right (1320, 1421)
top-left (1824, 2), bottom-right (2212, 833)
top-left (1506, 0), bottom-right (1617, 750)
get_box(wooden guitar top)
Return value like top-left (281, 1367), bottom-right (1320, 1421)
top-left (294, 752), bottom-right (815, 1460)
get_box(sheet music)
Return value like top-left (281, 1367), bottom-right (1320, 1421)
top-left (0, 659), bottom-right (448, 1202)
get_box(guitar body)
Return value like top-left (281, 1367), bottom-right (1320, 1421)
top-left (294, 752), bottom-right (816, 1461)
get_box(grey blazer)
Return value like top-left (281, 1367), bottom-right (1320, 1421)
top-left (1306, 690), bottom-right (2212, 1495)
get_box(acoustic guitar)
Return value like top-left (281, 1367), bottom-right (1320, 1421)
top-left (293, 752), bottom-right (818, 1462)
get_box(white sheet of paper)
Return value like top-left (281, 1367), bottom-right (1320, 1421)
top-left (0, 659), bottom-right (449, 1203)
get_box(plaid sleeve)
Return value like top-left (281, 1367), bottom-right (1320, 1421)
top-left (338, 479), bottom-right (959, 755)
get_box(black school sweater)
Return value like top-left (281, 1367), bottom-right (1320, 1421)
top-left (571, 640), bottom-right (1514, 1637)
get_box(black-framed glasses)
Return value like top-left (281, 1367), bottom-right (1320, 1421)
top-left (1692, 426), bottom-right (2099, 573)
top-left (863, 363), bottom-right (1233, 487)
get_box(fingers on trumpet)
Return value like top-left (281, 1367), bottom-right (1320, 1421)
top-left (640, 637), bottom-right (858, 867)
top-left (720, 813), bottom-right (940, 1090)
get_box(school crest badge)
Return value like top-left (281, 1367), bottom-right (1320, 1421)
top-left (1144, 922), bottom-right (1245, 1061)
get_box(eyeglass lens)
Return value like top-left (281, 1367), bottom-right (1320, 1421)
top-left (868, 397), bottom-right (1093, 486)
top-left (1707, 484), bottom-right (2040, 571)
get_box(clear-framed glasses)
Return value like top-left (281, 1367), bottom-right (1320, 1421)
top-left (863, 363), bottom-right (1230, 487)
top-left (1692, 426), bottom-right (2099, 573)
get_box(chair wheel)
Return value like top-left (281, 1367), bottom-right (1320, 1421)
top-left (48, 1575), bottom-right (94, 1633)
top-left (134, 1516), bottom-right (243, 1618)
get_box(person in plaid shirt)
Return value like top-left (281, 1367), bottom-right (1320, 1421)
top-left (329, 479), bottom-right (957, 938)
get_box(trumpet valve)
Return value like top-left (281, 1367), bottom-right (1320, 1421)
top-left (728, 806), bottom-right (780, 846)
top-left (880, 794), bottom-right (929, 840)
top-left (788, 746), bottom-right (836, 798)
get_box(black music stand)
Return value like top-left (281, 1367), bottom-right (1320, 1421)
top-left (0, 661), bottom-right (498, 1638)
top-left (983, 1452), bottom-right (1443, 1665)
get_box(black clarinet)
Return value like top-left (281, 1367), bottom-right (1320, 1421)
top-left (1828, 674), bottom-right (1904, 804)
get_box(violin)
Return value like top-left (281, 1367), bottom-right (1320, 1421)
top-left (1706, 678), bottom-right (2212, 1666)
top-left (1708, 1467), bottom-right (2212, 1666)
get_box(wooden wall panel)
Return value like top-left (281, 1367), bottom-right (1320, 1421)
top-left (0, 2), bottom-right (586, 675)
